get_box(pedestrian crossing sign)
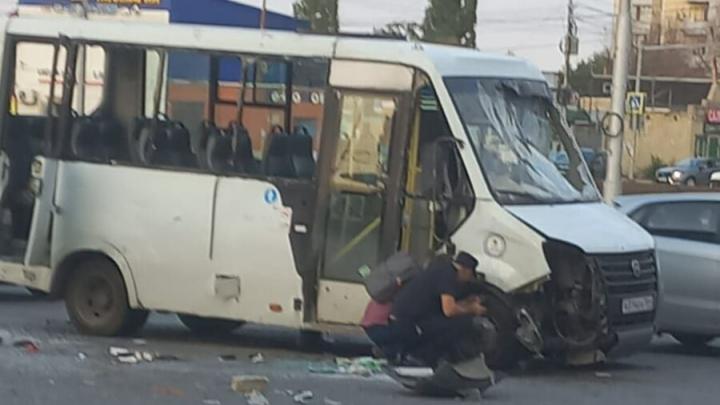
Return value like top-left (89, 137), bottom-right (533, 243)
top-left (627, 92), bottom-right (646, 115)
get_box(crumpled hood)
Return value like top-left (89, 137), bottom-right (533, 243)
top-left (505, 202), bottom-right (655, 254)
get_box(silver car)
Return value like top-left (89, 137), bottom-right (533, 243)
top-left (616, 193), bottom-right (720, 347)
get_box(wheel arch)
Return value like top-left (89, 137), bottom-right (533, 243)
top-left (50, 244), bottom-right (140, 308)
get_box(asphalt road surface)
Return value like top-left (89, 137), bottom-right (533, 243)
top-left (1, 285), bottom-right (719, 405)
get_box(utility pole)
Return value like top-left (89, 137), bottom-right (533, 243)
top-left (260, 0), bottom-right (267, 30)
top-left (561, 0), bottom-right (577, 109)
top-left (604, 0), bottom-right (632, 203)
top-left (629, 35), bottom-right (644, 180)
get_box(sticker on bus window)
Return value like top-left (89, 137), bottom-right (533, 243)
top-left (264, 188), bottom-right (279, 205)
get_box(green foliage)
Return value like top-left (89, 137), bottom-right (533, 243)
top-left (293, 0), bottom-right (338, 34)
top-left (568, 51), bottom-right (610, 95)
top-left (422, 0), bottom-right (478, 47)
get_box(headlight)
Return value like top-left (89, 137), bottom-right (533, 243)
top-left (671, 170), bottom-right (683, 180)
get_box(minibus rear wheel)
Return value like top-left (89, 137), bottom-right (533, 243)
top-left (65, 257), bottom-right (149, 336)
top-left (178, 314), bottom-right (244, 336)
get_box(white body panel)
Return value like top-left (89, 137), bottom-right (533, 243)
top-left (50, 160), bottom-right (303, 327)
top-left (506, 203), bottom-right (655, 254)
top-left (317, 280), bottom-right (370, 325)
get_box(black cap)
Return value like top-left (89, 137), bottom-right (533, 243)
top-left (454, 251), bottom-right (478, 271)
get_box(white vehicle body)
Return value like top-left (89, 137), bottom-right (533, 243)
top-left (0, 15), bottom-right (656, 362)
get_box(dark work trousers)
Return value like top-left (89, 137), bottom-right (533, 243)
top-left (365, 322), bottom-right (420, 360)
top-left (416, 315), bottom-right (482, 364)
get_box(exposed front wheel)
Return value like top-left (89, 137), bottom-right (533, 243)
top-left (178, 314), bottom-right (244, 336)
top-left (65, 258), bottom-right (148, 336)
top-left (482, 293), bottom-right (527, 369)
top-left (673, 333), bottom-right (714, 348)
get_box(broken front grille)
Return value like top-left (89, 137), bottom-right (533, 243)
top-left (594, 251), bottom-right (658, 328)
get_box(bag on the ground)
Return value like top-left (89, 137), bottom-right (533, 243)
top-left (364, 252), bottom-right (419, 303)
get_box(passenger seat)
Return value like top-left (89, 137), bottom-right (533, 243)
top-left (137, 116), bottom-right (196, 168)
top-left (70, 111), bottom-right (126, 162)
top-left (288, 126), bottom-right (315, 179)
top-left (263, 126), bottom-right (295, 178)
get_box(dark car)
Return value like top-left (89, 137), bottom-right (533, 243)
top-left (655, 158), bottom-right (719, 187)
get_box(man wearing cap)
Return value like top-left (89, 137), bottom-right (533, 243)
top-left (390, 251), bottom-right (488, 364)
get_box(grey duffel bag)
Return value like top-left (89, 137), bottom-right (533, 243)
top-left (364, 252), bottom-right (420, 303)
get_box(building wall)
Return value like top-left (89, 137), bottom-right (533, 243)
top-left (617, 0), bottom-right (720, 44)
top-left (623, 105), bottom-right (702, 176)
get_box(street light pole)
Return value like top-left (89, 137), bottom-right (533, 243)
top-left (603, 0), bottom-right (633, 204)
top-left (629, 35), bottom-right (644, 180)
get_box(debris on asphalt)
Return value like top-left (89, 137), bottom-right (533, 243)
top-left (76, 352), bottom-right (87, 361)
top-left (117, 354), bottom-right (139, 364)
top-left (219, 354), bottom-right (238, 362)
top-left (250, 353), bottom-right (265, 364)
top-left (109, 346), bottom-right (131, 357)
top-left (245, 391), bottom-right (269, 405)
top-left (202, 400), bottom-right (221, 405)
top-left (324, 398), bottom-right (342, 405)
top-left (132, 339), bottom-right (147, 345)
top-left (293, 390), bottom-right (314, 404)
top-left (595, 372), bottom-right (612, 379)
top-left (231, 375), bottom-right (269, 394)
top-left (141, 352), bottom-right (154, 362)
top-left (309, 357), bottom-right (386, 377)
top-left (13, 339), bottom-right (40, 353)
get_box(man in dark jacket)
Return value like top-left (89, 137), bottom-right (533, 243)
top-left (391, 251), bottom-right (489, 364)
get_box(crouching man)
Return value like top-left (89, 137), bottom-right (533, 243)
top-left (390, 251), bottom-right (496, 366)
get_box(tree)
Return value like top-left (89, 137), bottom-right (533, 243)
top-left (293, 0), bottom-right (338, 34)
top-left (568, 51), bottom-right (611, 96)
top-left (375, 22), bottom-right (424, 41)
top-left (422, 0), bottom-right (478, 47)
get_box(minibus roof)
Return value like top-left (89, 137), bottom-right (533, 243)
top-left (5, 15), bottom-right (546, 82)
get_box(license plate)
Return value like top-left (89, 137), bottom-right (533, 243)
top-left (622, 296), bottom-right (655, 315)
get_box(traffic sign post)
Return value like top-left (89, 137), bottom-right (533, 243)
top-left (626, 92), bottom-right (646, 115)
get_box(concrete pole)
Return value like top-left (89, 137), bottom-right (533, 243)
top-left (260, 0), bottom-right (267, 30)
top-left (629, 35), bottom-right (644, 180)
top-left (603, 0), bottom-right (632, 204)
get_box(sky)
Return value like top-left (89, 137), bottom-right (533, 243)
top-left (0, 0), bottom-right (616, 71)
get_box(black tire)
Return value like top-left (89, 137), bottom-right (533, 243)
top-left (65, 257), bottom-right (148, 336)
top-left (178, 314), bottom-right (244, 336)
top-left (481, 293), bottom-right (526, 369)
top-left (673, 333), bottom-right (714, 347)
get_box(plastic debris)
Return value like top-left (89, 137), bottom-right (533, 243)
top-left (13, 339), bottom-right (40, 353)
top-left (0, 329), bottom-right (11, 346)
top-left (310, 357), bottom-right (386, 377)
top-left (595, 372), bottom-right (612, 379)
top-left (293, 390), bottom-right (314, 404)
top-left (250, 353), bottom-right (265, 364)
top-left (141, 352), bottom-right (154, 362)
top-left (109, 347), bottom-right (130, 357)
top-left (77, 352), bottom-right (88, 361)
top-left (117, 354), bottom-right (139, 364)
top-left (324, 398), bottom-right (342, 405)
top-left (231, 376), bottom-right (269, 394)
top-left (246, 391), bottom-right (269, 405)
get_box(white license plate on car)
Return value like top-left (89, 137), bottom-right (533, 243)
top-left (622, 296), bottom-right (655, 315)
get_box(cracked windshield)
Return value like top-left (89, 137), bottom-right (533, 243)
top-left (446, 77), bottom-right (599, 204)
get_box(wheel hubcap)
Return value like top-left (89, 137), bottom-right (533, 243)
top-left (78, 277), bottom-right (114, 322)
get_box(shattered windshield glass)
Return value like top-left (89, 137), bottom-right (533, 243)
top-left (445, 77), bottom-right (600, 205)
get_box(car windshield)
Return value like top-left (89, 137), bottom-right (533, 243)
top-left (445, 77), bottom-right (600, 205)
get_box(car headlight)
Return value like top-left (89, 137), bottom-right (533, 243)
top-left (671, 170), bottom-right (683, 180)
